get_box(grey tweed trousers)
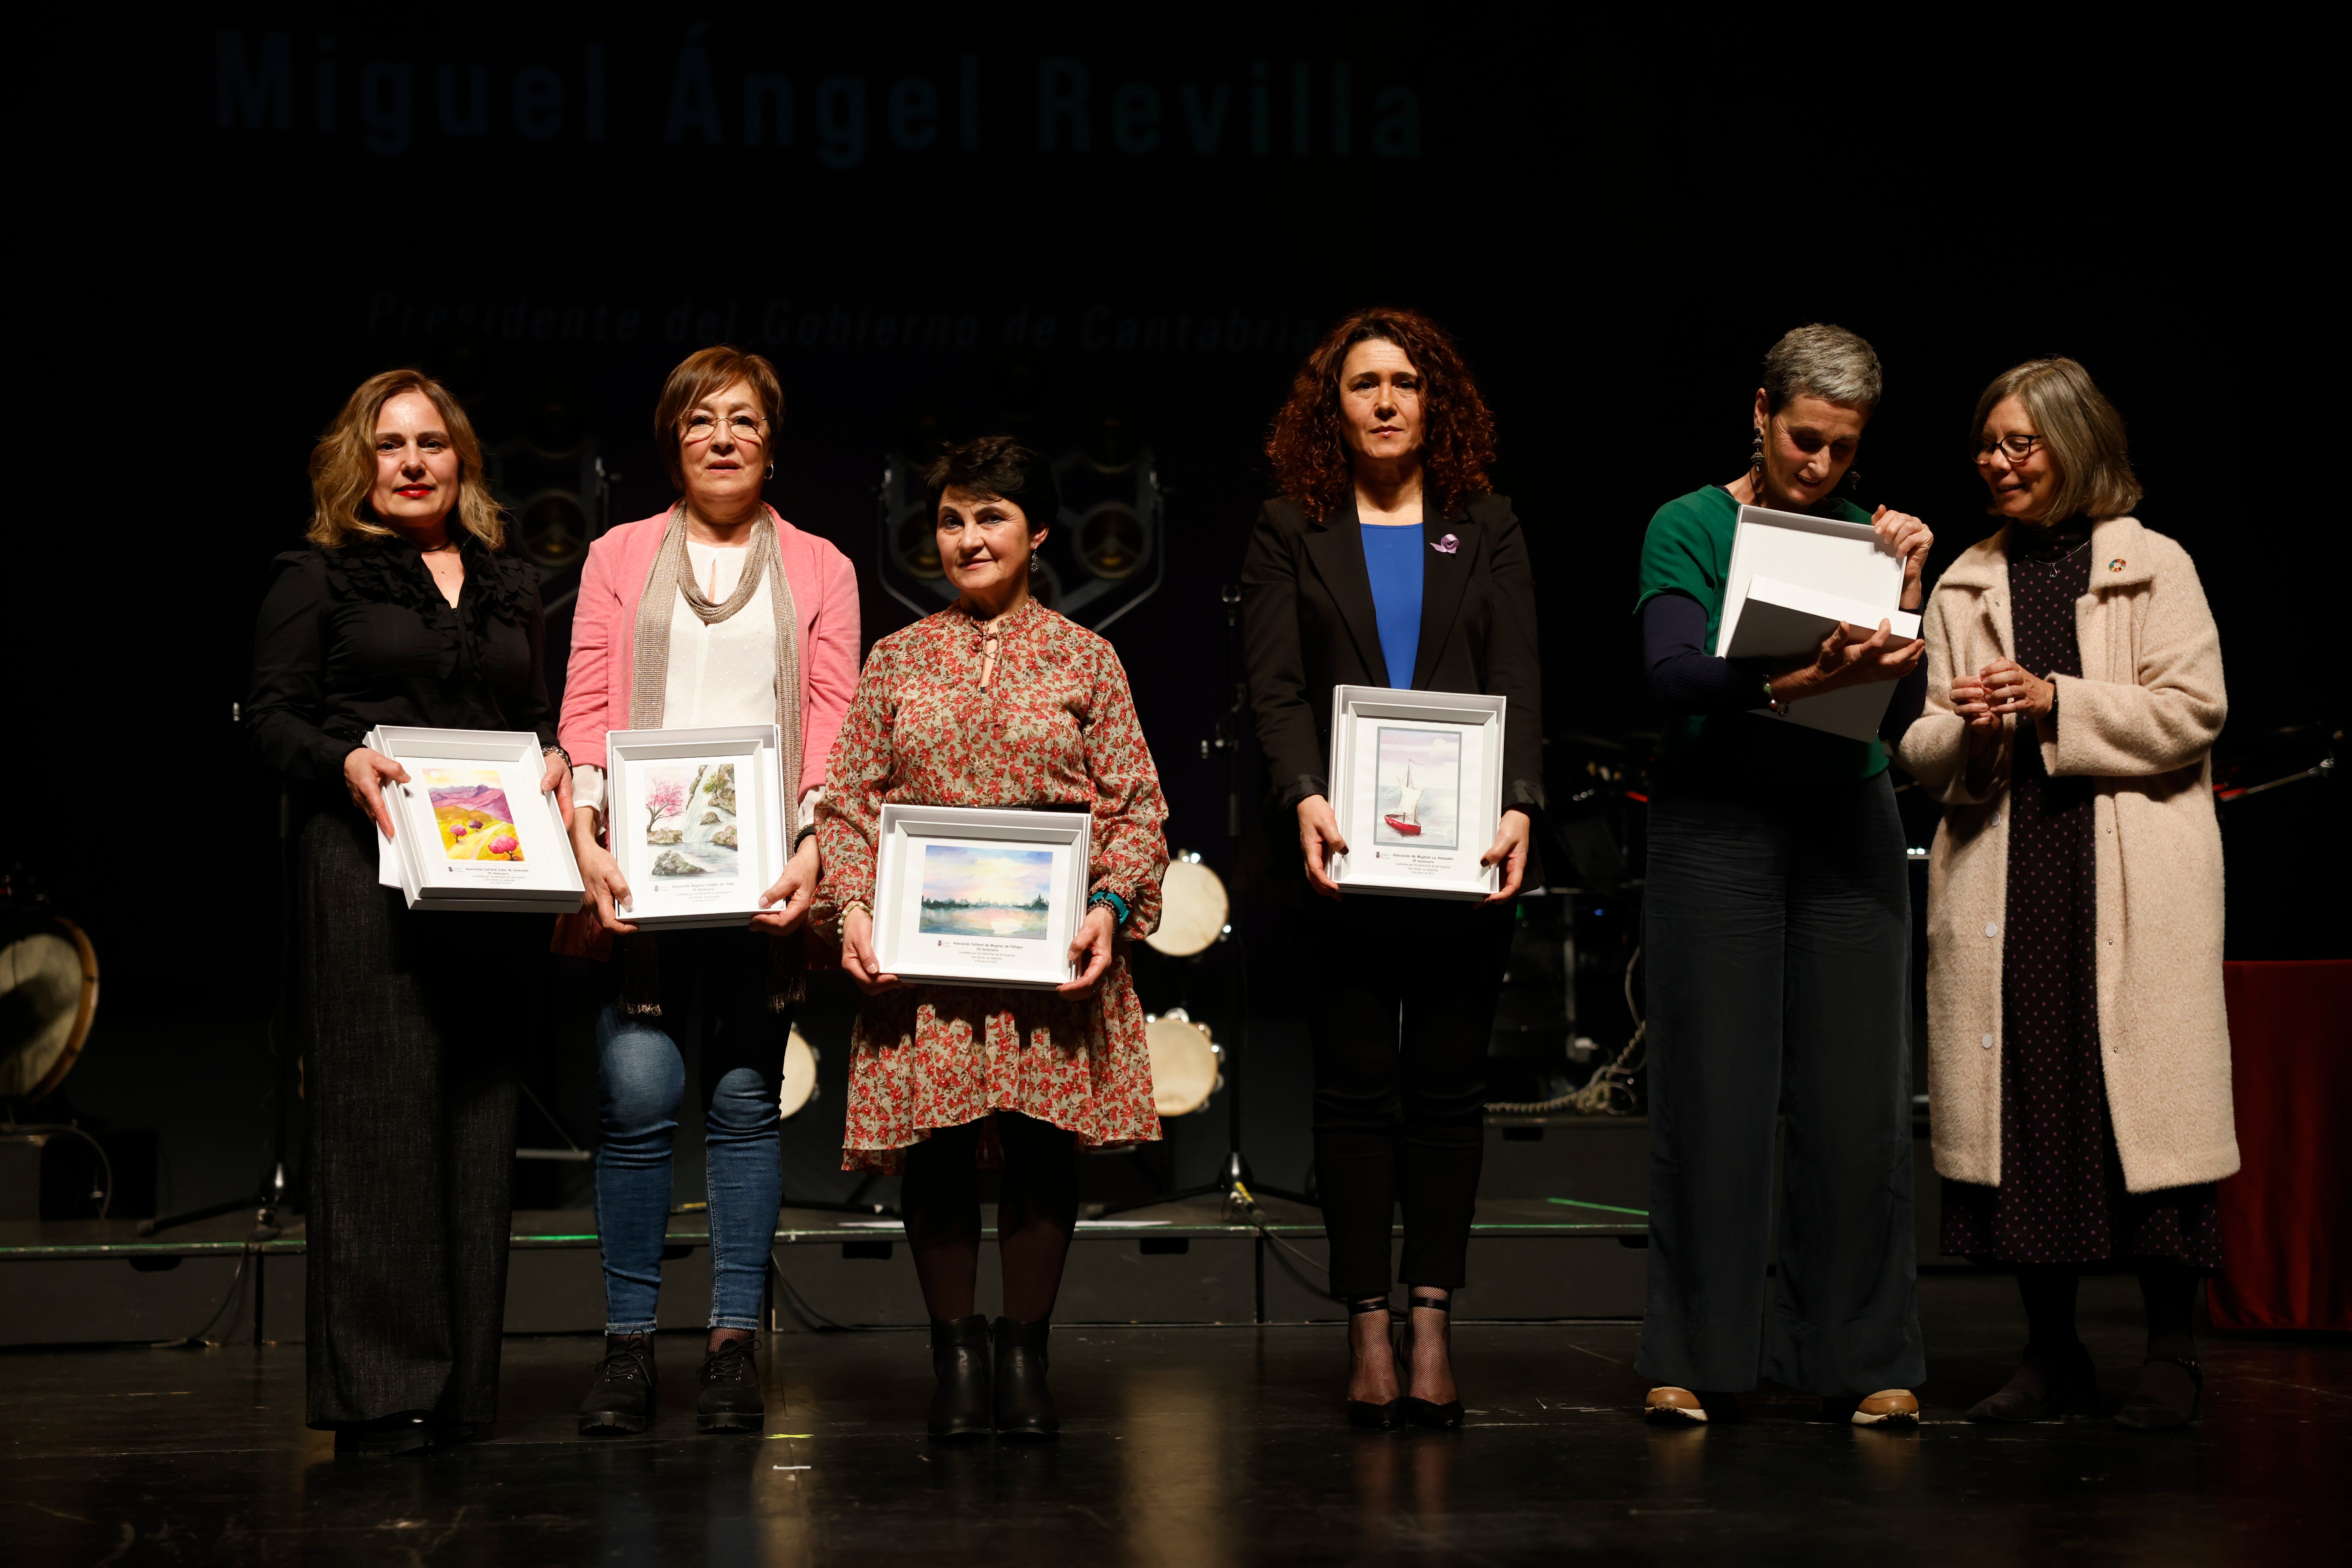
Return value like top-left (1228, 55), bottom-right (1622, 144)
top-left (298, 806), bottom-right (526, 1428)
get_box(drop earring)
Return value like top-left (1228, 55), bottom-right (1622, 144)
top-left (1749, 426), bottom-right (1764, 477)
top-left (1844, 466), bottom-right (1862, 493)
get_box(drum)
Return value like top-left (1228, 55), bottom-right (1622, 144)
top-left (1146, 853), bottom-right (1229, 958)
top-left (778, 1026), bottom-right (820, 1119)
top-left (1, 914), bottom-right (98, 1102)
top-left (1144, 1008), bottom-right (1221, 1116)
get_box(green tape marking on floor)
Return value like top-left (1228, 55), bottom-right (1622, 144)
top-left (1544, 1197), bottom-right (1649, 1217)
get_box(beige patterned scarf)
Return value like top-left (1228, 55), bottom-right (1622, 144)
top-left (617, 504), bottom-right (806, 1015)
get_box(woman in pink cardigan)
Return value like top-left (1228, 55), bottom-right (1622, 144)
top-left (558, 347), bottom-right (859, 1439)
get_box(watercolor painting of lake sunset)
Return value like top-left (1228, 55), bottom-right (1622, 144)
top-left (917, 844), bottom-right (1054, 940)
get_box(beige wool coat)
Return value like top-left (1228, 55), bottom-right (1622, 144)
top-left (1896, 515), bottom-right (2239, 1193)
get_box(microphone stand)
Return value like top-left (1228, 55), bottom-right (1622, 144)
top-left (1101, 584), bottom-right (1313, 1219)
top-left (140, 766), bottom-right (293, 1242)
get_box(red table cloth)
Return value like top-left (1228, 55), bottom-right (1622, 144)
top-left (2210, 960), bottom-right (2351, 1331)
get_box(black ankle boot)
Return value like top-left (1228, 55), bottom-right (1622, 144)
top-left (1968, 1342), bottom-right (2097, 1423)
top-left (697, 1334), bottom-right (765, 1433)
top-left (992, 1315), bottom-right (1059, 1440)
top-left (928, 1316), bottom-right (993, 1441)
top-left (579, 1333), bottom-right (657, 1436)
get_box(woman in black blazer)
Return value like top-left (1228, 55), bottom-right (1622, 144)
top-left (1242, 307), bottom-right (1544, 1430)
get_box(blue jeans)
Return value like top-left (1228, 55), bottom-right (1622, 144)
top-left (594, 929), bottom-right (786, 1334)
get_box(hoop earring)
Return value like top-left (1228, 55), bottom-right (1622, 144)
top-left (765, 462), bottom-right (775, 480)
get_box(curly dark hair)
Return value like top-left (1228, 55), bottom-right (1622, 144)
top-left (1265, 307), bottom-right (1497, 520)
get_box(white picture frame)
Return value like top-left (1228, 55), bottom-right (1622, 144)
top-left (1326, 686), bottom-right (1506, 901)
top-left (367, 726), bottom-right (584, 912)
top-left (872, 804), bottom-right (1092, 990)
top-left (605, 725), bottom-right (788, 930)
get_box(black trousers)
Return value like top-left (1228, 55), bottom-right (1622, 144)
top-left (298, 806), bottom-right (526, 1428)
top-left (1637, 774), bottom-right (1924, 1396)
top-left (1306, 895), bottom-right (1512, 1300)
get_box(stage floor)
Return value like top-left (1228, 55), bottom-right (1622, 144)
top-left (4, 1273), bottom-right (2342, 1566)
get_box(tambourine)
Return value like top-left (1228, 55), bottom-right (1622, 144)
top-left (1144, 1008), bottom-right (1222, 1117)
top-left (778, 1026), bottom-right (820, 1120)
top-left (1145, 853), bottom-right (1229, 958)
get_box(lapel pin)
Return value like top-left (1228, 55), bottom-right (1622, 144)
top-left (1432, 533), bottom-right (1459, 555)
top-left (2109, 558), bottom-right (2126, 571)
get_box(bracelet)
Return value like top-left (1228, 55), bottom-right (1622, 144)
top-left (1087, 889), bottom-right (1131, 929)
top-left (1762, 678), bottom-right (1789, 716)
top-left (842, 899), bottom-right (872, 919)
top-left (542, 743), bottom-right (573, 769)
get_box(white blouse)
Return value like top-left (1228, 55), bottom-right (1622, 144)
top-left (577, 543), bottom-right (817, 831)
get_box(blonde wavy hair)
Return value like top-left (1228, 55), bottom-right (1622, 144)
top-left (308, 369), bottom-right (505, 548)
top-left (1972, 357), bottom-right (2143, 524)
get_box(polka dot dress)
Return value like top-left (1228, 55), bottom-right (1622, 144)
top-left (1941, 516), bottom-right (2221, 1268)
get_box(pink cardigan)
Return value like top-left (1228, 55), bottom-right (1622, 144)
top-left (559, 507), bottom-right (861, 799)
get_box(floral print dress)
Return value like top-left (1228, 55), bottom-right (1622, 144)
top-left (815, 598), bottom-right (1169, 1172)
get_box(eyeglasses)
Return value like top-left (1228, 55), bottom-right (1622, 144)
top-left (1974, 433), bottom-right (2041, 464)
top-left (680, 411), bottom-right (768, 447)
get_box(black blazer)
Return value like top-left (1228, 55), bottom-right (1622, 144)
top-left (1240, 491), bottom-right (1546, 829)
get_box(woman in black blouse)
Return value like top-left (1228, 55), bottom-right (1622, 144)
top-left (247, 369), bottom-right (571, 1457)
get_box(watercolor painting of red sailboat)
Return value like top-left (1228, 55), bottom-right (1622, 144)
top-left (1383, 764), bottom-right (1425, 836)
top-left (1373, 726), bottom-right (1460, 849)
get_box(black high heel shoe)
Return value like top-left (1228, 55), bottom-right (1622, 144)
top-left (1345, 1296), bottom-right (1404, 1429)
top-left (1402, 1290), bottom-right (1464, 1431)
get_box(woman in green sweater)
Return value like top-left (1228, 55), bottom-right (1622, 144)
top-left (1632, 324), bottom-right (1935, 1426)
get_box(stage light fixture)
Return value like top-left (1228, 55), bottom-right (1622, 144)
top-left (875, 444), bottom-right (1164, 633)
top-left (488, 393), bottom-right (609, 604)
top-left (1077, 505), bottom-right (1145, 580)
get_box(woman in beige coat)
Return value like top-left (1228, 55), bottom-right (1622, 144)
top-left (1899, 357), bottom-right (2235, 1432)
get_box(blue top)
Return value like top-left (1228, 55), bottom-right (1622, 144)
top-left (1359, 523), bottom-right (1425, 689)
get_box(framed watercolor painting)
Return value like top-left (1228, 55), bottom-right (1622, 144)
top-left (604, 725), bottom-right (788, 929)
top-left (871, 805), bottom-right (1092, 989)
top-left (1325, 686), bottom-right (1507, 901)
top-left (367, 726), bottom-right (584, 912)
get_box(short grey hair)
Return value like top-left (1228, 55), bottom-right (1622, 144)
top-left (1760, 323), bottom-right (1882, 414)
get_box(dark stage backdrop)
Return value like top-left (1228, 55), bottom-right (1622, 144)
top-left (9, 19), bottom-right (2335, 1218)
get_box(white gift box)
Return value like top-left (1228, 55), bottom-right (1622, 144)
top-left (366, 726), bottom-right (584, 913)
top-left (603, 725), bottom-right (789, 930)
top-left (1325, 686), bottom-right (1506, 901)
top-left (1713, 503), bottom-right (1916, 743)
top-left (871, 804), bottom-right (1093, 989)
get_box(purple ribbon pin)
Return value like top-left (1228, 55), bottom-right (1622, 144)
top-left (1432, 533), bottom-right (1459, 555)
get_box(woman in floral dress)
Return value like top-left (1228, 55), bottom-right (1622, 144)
top-left (814, 435), bottom-right (1168, 1442)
